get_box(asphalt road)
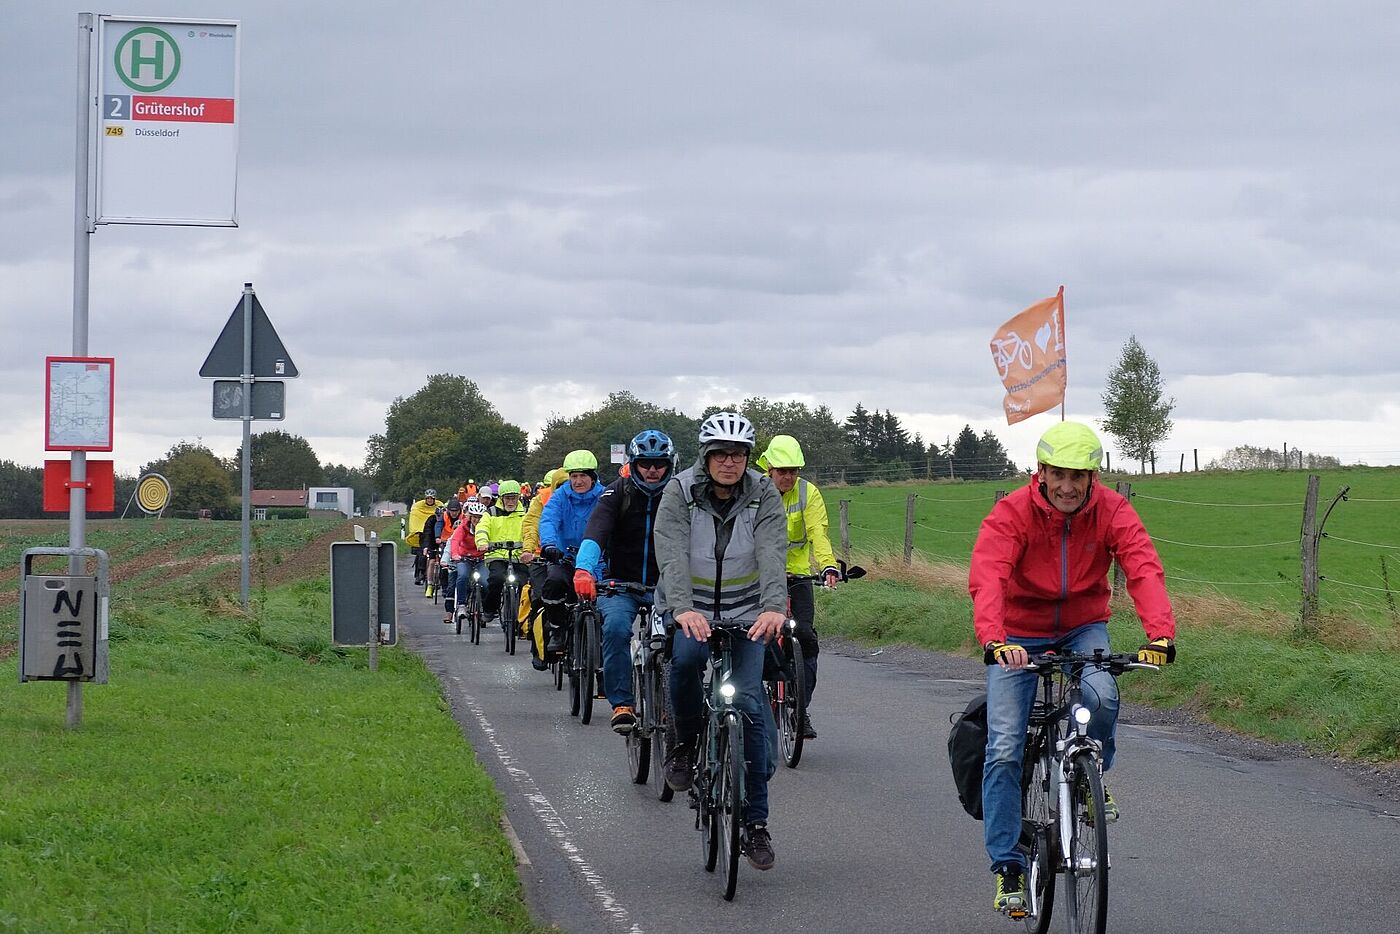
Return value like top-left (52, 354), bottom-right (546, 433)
top-left (397, 562), bottom-right (1400, 934)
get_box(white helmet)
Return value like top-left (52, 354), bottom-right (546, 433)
top-left (467, 501), bottom-right (488, 516)
top-left (698, 411), bottom-right (755, 450)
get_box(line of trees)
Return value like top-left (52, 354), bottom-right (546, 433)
top-left (364, 375), bottom-right (1024, 504)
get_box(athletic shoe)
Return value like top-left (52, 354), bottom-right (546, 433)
top-left (610, 706), bottom-right (637, 734)
top-left (801, 714), bottom-right (817, 739)
top-left (744, 823), bottom-right (775, 871)
top-left (994, 865), bottom-right (1027, 915)
top-left (663, 742), bottom-right (695, 792)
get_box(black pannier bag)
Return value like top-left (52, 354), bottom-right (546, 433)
top-left (947, 693), bottom-right (988, 820)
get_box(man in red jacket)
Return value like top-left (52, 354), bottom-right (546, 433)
top-left (968, 421), bottom-right (1177, 917)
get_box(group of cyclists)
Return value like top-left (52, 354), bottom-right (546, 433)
top-left (402, 416), bottom-right (1179, 916)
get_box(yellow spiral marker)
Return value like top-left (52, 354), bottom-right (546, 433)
top-left (136, 473), bottom-right (171, 514)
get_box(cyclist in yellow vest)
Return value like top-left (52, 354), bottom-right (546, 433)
top-left (474, 480), bottom-right (529, 627)
top-left (520, 468), bottom-right (569, 668)
top-left (756, 435), bottom-right (840, 739)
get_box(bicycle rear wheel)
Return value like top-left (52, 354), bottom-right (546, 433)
top-left (718, 715), bottom-right (744, 901)
top-left (1019, 731), bottom-right (1056, 933)
top-left (649, 661), bottom-right (674, 802)
top-left (1064, 755), bottom-right (1108, 934)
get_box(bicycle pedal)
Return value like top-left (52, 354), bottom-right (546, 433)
top-left (1008, 909), bottom-right (1029, 920)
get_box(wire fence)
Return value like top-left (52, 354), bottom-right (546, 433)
top-left (832, 476), bottom-right (1400, 628)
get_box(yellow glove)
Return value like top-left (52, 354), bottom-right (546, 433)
top-left (1137, 637), bottom-right (1176, 665)
top-left (983, 641), bottom-right (1026, 666)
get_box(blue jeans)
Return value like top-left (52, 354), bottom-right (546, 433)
top-left (982, 622), bottom-right (1119, 871)
top-left (670, 628), bottom-right (775, 824)
top-left (453, 559), bottom-right (481, 607)
top-left (599, 592), bottom-right (649, 709)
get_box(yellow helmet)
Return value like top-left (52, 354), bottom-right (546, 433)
top-left (1036, 422), bottom-right (1103, 471)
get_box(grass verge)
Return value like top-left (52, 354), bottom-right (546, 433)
top-left (818, 552), bottom-right (1400, 761)
top-left (0, 576), bottom-right (543, 933)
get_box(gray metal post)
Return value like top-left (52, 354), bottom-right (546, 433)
top-left (240, 283), bottom-right (253, 608)
top-left (67, 14), bottom-right (96, 730)
top-left (368, 532), bottom-right (380, 672)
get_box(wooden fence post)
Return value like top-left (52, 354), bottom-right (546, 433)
top-left (1150, 453), bottom-right (1156, 474)
top-left (1193, 448), bottom-right (1198, 471)
top-left (839, 499), bottom-right (850, 564)
top-left (1299, 474), bottom-right (1320, 637)
top-left (1112, 481), bottom-right (1132, 595)
top-left (994, 490), bottom-right (1007, 503)
top-left (1105, 451), bottom-right (1112, 472)
top-left (1179, 452), bottom-right (1185, 472)
top-left (903, 493), bottom-right (916, 566)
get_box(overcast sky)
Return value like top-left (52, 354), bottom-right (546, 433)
top-left (5, 2), bottom-right (1400, 475)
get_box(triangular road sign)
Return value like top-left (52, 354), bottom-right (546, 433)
top-left (199, 291), bottom-right (299, 379)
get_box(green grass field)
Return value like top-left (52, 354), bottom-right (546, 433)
top-left (0, 519), bottom-right (542, 932)
top-left (815, 468), bottom-right (1400, 760)
top-left (831, 467), bottom-right (1400, 632)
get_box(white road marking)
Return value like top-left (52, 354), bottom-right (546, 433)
top-left (448, 675), bottom-right (644, 934)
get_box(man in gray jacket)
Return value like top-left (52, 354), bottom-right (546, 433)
top-left (654, 411), bottom-right (789, 872)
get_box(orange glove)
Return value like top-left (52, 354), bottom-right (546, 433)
top-left (573, 570), bottom-right (596, 602)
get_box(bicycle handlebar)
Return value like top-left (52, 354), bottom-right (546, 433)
top-left (787, 559), bottom-right (866, 584)
top-left (598, 580), bottom-right (652, 597)
top-left (1024, 651), bottom-right (1158, 675)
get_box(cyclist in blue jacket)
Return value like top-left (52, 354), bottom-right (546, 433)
top-left (573, 430), bottom-right (676, 733)
top-left (538, 449), bottom-right (606, 652)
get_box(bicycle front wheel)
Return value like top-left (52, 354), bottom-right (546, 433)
top-left (502, 585), bottom-right (518, 655)
top-left (627, 652), bottom-right (650, 784)
top-left (778, 639), bottom-right (807, 768)
top-left (568, 622), bottom-right (582, 717)
top-left (1064, 755), bottom-right (1108, 934)
top-left (718, 715), bottom-right (744, 901)
top-left (580, 611), bottom-right (598, 725)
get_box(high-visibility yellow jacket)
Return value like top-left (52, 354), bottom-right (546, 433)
top-left (406, 499), bottom-right (438, 548)
top-left (522, 472), bottom-right (568, 553)
top-left (782, 479), bottom-right (838, 576)
top-left (476, 504), bottom-right (529, 562)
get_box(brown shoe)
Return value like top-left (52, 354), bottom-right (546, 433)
top-left (744, 823), bottom-right (775, 871)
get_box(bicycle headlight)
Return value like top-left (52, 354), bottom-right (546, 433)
top-left (785, 618), bottom-right (797, 631)
top-left (1073, 706), bottom-right (1092, 727)
top-left (472, 570), bottom-right (481, 581)
top-left (507, 572), bottom-right (516, 583)
top-left (719, 681), bottom-right (737, 700)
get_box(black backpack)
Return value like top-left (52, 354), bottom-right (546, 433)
top-left (947, 693), bottom-right (988, 820)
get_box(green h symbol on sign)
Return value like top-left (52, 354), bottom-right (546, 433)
top-left (115, 26), bottom-right (181, 93)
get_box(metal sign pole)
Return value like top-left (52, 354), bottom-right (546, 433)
top-left (367, 533), bottom-right (380, 672)
top-left (67, 14), bottom-right (97, 730)
top-left (240, 283), bottom-right (253, 609)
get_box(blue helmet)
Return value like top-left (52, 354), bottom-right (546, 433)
top-left (628, 429), bottom-right (675, 491)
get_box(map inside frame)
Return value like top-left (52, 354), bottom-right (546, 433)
top-left (45, 357), bottom-right (115, 452)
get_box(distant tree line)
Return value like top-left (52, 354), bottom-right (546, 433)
top-left (365, 375), bottom-right (1023, 504)
top-left (1206, 446), bottom-right (1342, 471)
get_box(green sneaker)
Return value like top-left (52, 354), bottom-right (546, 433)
top-left (994, 865), bottom-right (1027, 916)
top-left (1083, 782), bottom-right (1120, 825)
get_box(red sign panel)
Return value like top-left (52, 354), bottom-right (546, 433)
top-left (44, 460), bottom-right (115, 513)
top-left (131, 96), bottom-right (236, 123)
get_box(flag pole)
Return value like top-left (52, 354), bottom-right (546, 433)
top-left (1058, 285), bottom-right (1066, 420)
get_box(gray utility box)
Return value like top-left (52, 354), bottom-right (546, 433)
top-left (330, 541), bottom-right (397, 646)
top-left (20, 549), bottom-right (110, 683)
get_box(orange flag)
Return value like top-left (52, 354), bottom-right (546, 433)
top-left (990, 286), bottom-right (1066, 424)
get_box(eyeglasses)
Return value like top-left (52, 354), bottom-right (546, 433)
top-left (635, 460), bottom-right (670, 472)
top-left (709, 451), bottom-right (748, 464)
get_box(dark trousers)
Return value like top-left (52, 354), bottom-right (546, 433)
top-left (788, 577), bottom-right (819, 706)
top-left (485, 560), bottom-right (523, 617)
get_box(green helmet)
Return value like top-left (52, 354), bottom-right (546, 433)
top-left (497, 479), bottom-right (521, 496)
top-left (562, 449), bottom-right (598, 472)
top-left (757, 434), bottom-right (805, 471)
top-left (1036, 422), bottom-right (1103, 471)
